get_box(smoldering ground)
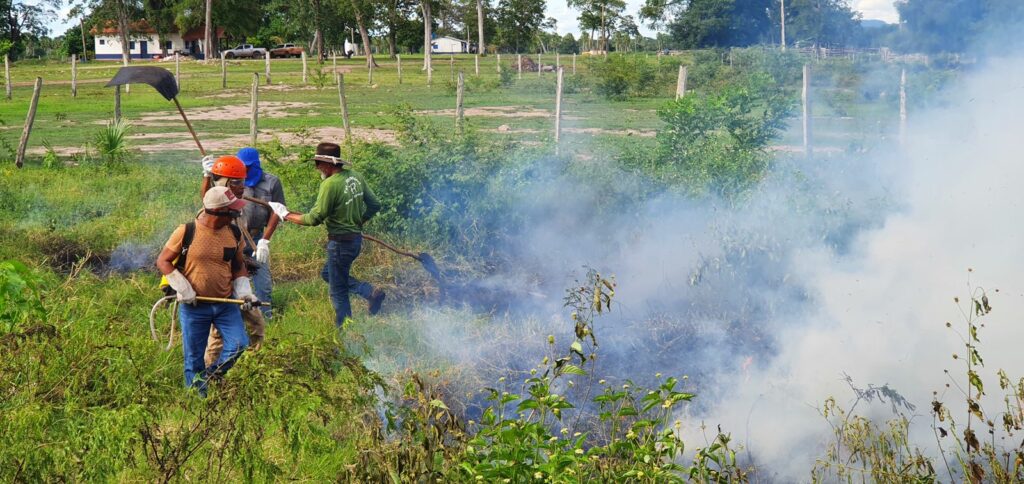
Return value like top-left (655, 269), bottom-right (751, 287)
top-left (685, 55), bottom-right (1024, 479)
top-left (368, 54), bottom-right (1024, 478)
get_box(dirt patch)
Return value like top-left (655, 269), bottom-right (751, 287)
top-left (419, 106), bottom-right (552, 118)
top-left (129, 102), bottom-right (322, 125)
top-left (132, 126), bottom-right (398, 153)
top-left (485, 125), bottom-right (656, 137)
top-left (564, 127), bottom-right (655, 137)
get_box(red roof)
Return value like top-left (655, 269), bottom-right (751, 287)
top-left (91, 20), bottom-right (225, 39)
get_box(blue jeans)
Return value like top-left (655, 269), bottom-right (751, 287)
top-left (245, 230), bottom-right (273, 319)
top-left (320, 237), bottom-right (374, 327)
top-left (179, 302), bottom-right (249, 393)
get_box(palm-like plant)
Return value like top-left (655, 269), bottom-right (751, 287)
top-left (94, 118), bottom-right (132, 165)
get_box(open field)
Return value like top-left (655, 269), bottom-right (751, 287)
top-left (0, 51), bottom-right (913, 160)
top-left (2, 50), bottom-right (979, 481)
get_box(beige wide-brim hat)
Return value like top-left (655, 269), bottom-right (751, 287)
top-left (203, 186), bottom-right (247, 210)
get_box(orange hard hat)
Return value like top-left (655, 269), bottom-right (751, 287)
top-left (211, 155), bottom-right (246, 179)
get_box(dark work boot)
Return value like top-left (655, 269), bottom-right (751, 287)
top-left (368, 288), bottom-right (386, 315)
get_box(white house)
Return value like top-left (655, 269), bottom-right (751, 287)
top-left (431, 36), bottom-right (469, 54)
top-left (93, 21), bottom-right (225, 60)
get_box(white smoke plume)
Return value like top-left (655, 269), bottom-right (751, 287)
top-left (702, 55), bottom-right (1024, 478)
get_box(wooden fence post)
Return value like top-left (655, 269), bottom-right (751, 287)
top-left (802, 63), bottom-right (812, 156)
top-left (449, 55), bottom-right (454, 83)
top-left (4, 54), bottom-right (10, 100)
top-left (333, 52), bottom-right (338, 83)
top-left (71, 54), bottom-right (77, 98)
top-left (675, 65), bottom-right (687, 100)
top-left (517, 54), bottom-right (522, 79)
top-left (338, 74), bottom-right (352, 144)
top-left (556, 52), bottom-right (560, 72)
top-left (397, 54), bottom-right (402, 84)
top-left (250, 73), bottom-right (259, 145)
top-left (368, 59), bottom-right (374, 86)
top-left (538, 52), bottom-right (542, 77)
top-left (475, 54), bottom-right (479, 75)
top-left (175, 53), bottom-right (180, 89)
top-left (572, 53), bottom-right (576, 75)
top-left (456, 70), bottom-right (465, 132)
top-left (15, 77), bottom-right (41, 168)
top-left (302, 51), bottom-right (308, 84)
top-left (264, 54), bottom-right (271, 85)
top-left (221, 52), bottom-right (227, 89)
top-left (123, 56), bottom-right (129, 93)
top-left (497, 53), bottom-right (501, 73)
top-left (114, 85), bottom-right (121, 122)
top-left (555, 67), bottom-right (563, 152)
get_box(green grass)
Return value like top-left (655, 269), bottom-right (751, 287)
top-left (0, 51), bottom-right (959, 480)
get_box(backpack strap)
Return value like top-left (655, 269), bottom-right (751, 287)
top-left (174, 222), bottom-right (196, 272)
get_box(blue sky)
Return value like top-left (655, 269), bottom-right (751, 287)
top-left (44, 0), bottom-right (899, 39)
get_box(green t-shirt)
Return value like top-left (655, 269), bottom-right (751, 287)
top-left (299, 169), bottom-right (381, 235)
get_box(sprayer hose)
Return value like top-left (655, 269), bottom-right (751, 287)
top-left (149, 295), bottom-right (178, 351)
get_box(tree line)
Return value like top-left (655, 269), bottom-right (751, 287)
top-left (1, 0), bottom-right (1021, 61)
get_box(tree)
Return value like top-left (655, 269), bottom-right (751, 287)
top-left (349, 0), bottom-right (377, 67)
top-left (476, 0), bottom-right (485, 54)
top-left (81, 0), bottom-right (143, 63)
top-left (785, 0), bottom-right (860, 48)
top-left (568, 0), bottom-right (625, 52)
top-left (667, 0), bottom-right (773, 48)
top-left (143, 0), bottom-right (177, 55)
top-left (420, 0), bottom-right (431, 72)
top-left (494, 0), bottom-right (544, 53)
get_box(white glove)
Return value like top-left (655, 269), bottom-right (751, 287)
top-left (233, 277), bottom-right (258, 311)
top-left (268, 202), bottom-right (291, 219)
top-left (255, 239), bottom-right (270, 265)
top-left (166, 270), bottom-right (196, 305)
top-left (201, 155), bottom-right (216, 177)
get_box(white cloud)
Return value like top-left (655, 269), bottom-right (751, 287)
top-left (852, 0), bottom-right (899, 23)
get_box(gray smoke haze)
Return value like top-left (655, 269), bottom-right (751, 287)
top-left (367, 48), bottom-right (1024, 481)
top-left (701, 54), bottom-right (1024, 478)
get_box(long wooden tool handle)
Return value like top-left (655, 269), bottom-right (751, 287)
top-left (243, 196), bottom-right (422, 261)
top-left (362, 234), bottom-right (420, 260)
top-left (196, 296), bottom-right (271, 307)
top-left (173, 97), bottom-right (206, 156)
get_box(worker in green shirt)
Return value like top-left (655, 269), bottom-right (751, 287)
top-left (268, 142), bottom-right (385, 326)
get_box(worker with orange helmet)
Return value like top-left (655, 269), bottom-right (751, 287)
top-left (199, 154), bottom-right (267, 365)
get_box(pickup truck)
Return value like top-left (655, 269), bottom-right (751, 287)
top-left (270, 43), bottom-right (305, 58)
top-left (223, 44), bottom-right (267, 59)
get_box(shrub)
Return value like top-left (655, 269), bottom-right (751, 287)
top-left (588, 55), bottom-right (657, 100)
top-left (0, 259), bottom-right (44, 334)
top-left (93, 118), bottom-right (132, 165)
top-left (644, 71), bottom-right (797, 198)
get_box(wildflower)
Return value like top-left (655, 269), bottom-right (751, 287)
top-left (663, 399), bottom-right (672, 409)
top-left (568, 380), bottom-right (575, 387)
top-left (534, 472), bottom-right (543, 479)
top-left (626, 430), bottom-right (637, 439)
top-left (575, 448), bottom-right (584, 454)
top-left (574, 432), bottom-right (582, 437)
top-left (542, 356), bottom-right (549, 364)
top-left (655, 372), bottom-right (662, 378)
top-left (599, 379), bottom-right (607, 385)
top-left (531, 369), bottom-right (538, 375)
top-left (623, 384), bottom-right (630, 390)
top-left (548, 335), bottom-right (555, 344)
top-left (638, 471), bottom-right (645, 478)
top-left (476, 476), bottom-right (483, 481)
top-left (498, 377), bottom-right (506, 383)
top-left (561, 428), bottom-right (569, 435)
top-left (468, 420), bottom-right (475, 426)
